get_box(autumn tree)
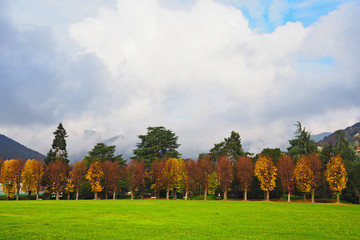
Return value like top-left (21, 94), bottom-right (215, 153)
top-left (161, 158), bottom-right (183, 200)
top-left (13, 158), bottom-right (25, 200)
top-left (325, 154), bottom-right (348, 203)
top-left (133, 126), bottom-right (181, 167)
top-left (0, 160), bottom-right (17, 199)
top-left (47, 159), bottom-right (68, 200)
top-left (307, 153), bottom-right (322, 203)
top-left (197, 156), bottom-right (214, 200)
top-left (293, 155), bottom-right (312, 201)
top-left (64, 172), bottom-right (74, 200)
top-left (254, 155), bottom-right (277, 201)
top-left (216, 156), bottom-right (233, 200)
top-left (127, 159), bottom-right (146, 200)
top-left (277, 155), bottom-right (295, 202)
top-left (102, 160), bottom-right (120, 200)
top-left (70, 160), bottom-right (87, 200)
top-left (235, 156), bottom-right (254, 201)
top-left (183, 159), bottom-right (198, 200)
top-left (45, 123), bottom-right (69, 164)
top-left (150, 159), bottom-right (166, 199)
top-left (85, 160), bottom-right (104, 200)
top-left (21, 159), bottom-right (44, 200)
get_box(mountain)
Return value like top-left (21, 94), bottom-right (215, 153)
top-left (311, 132), bottom-right (332, 142)
top-left (318, 122), bottom-right (360, 146)
top-left (0, 134), bottom-right (45, 160)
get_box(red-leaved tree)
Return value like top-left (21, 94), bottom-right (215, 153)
top-left (235, 156), bottom-right (254, 201)
top-left (127, 160), bottom-right (146, 200)
top-left (197, 156), bottom-right (213, 200)
top-left (216, 156), bottom-right (233, 200)
top-left (277, 155), bottom-right (295, 202)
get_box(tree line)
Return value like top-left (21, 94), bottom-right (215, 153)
top-left (0, 122), bottom-right (359, 203)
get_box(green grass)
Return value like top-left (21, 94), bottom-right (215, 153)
top-left (0, 200), bottom-right (359, 239)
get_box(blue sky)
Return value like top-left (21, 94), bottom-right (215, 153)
top-left (1, 0), bottom-right (360, 160)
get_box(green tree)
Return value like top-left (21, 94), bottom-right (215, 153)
top-left (287, 122), bottom-right (317, 160)
top-left (258, 148), bottom-right (282, 164)
top-left (84, 143), bottom-right (125, 166)
top-left (45, 123), bottom-right (69, 164)
top-left (133, 126), bottom-right (181, 167)
top-left (210, 131), bottom-right (246, 164)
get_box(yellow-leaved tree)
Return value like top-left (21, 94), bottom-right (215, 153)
top-left (85, 160), bottom-right (104, 200)
top-left (293, 155), bottom-right (312, 201)
top-left (254, 155), bottom-right (277, 201)
top-left (0, 160), bottom-right (17, 199)
top-left (325, 154), bottom-right (347, 204)
top-left (21, 159), bottom-right (44, 200)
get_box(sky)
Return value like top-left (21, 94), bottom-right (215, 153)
top-left (1, 0), bottom-right (360, 161)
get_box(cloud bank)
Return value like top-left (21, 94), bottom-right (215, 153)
top-left (1, 0), bottom-right (360, 160)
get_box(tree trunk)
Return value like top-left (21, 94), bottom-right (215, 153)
top-left (185, 189), bottom-right (188, 201)
top-left (56, 191), bottom-right (59, 200)
top-left (157, 189), bottom-right (160, 200)
top-left (113, 188), bottom-right (116, 200)
top-left (244, 188), bottom-right (248, 201)
top-left (67, 192), bottom-right (70, 200)
top-left (266, 190), bottom-right (269, 201)
top-left (105, 190), bottom-right (108, 200)
top-left (76, 189), bottom-right (79, 200)
top-left (204, 185), bottom-right (208, 200)
top-left (94, 191), bottom-right (97, 200)
top-left (131, 192), bottom-right (134, 200)
top-left (303, 192), bottom-right (306, 201)
top-left (311, 189), bottom-right (315, 203)
top-left (166, 186), bottom-right (170, 200)
top-left (287, 187), bottom-right (291, 203)
top-left (336, 192), bottom-right (340, 204)
top-left (36, 190), bottom-right (39, 200)
top-left (224, 190), bottom-right (227, 200)
top-left (16, 189), bottom-right (19, 200)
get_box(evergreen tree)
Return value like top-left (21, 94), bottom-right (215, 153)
top-left (287, 122), bottom-right (317, 160)
top-left (210, 131), bottom-right (246, 164)
top-left (84, 143), bottom-right (125, 167)
top-left (44, 123), bottom-right (69, 164)
top-left (133, 126), bottom-right (180, 167)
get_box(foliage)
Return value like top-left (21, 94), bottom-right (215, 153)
top-left (0, 159), bottom-right (17, 198)
top-left (70, 160), bottom-right (87, 200)
top-left (46, 159), bottom-right (68, 200)
top-left (85, 143), bottom-right (125, 166)
top-left (254, 155), bottom-right (277, 192)
top-left (183, 159), bottom-right (198, 198)
top-left (235, 156), bottom-right (254, 192)
top-left (258, 148), bottom-right (282, 164)
top-left (133, 126), bottom-right (181, 167)
top-left (216, 156), bottom-right (233, 200)
top-left (150, 159), bottom-right (166, 199)
top-left (85, 160), bottom-right (104, 197)
top-left (293, 155), bottom-right (312, 193)
top-left (102, 160), bottom-right (121, 199)
top-left (306, 153), bottom-right (322, 189)
top-left (210, 131), bottom-right (245, 163)
top-left (161, 158), bottom-right (183, 199)
top-left (45, 123), bottom-right (69, 164)
top-left (277, 155), bottom-right (294, 190)
top-left (325, 154), bottom-right (347, 194)
top-left (197, 156), bottom-right (214, 200)
top-left (21, 159), bottom-right (44, 199)
top-left (287, 122), bottom-right (317, 160)
top-left (127, 160), bottom-right (146, 200)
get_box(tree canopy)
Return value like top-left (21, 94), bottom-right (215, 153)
top-left (287, 122), bottom-right (317, 159)
top-left (133, 126), bottom-right (181, 166)
top-left (84, 143), bottom-right (125, 166)
top-left (210, 131), bottom-right (246, 164)
top-left (45, 123), bottom-right (69, 164)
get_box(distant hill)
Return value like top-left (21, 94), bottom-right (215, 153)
top-left (0, 134), bottom-right (45, 160)
top-left (318, 122), bottom-right (360, 147)
top-left (311, 132), bottom-right (332, 142)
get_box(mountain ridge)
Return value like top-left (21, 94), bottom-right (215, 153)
top-left (0, 134), bottom-right (45, 160)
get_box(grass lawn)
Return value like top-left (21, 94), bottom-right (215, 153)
top-left (0, 200), bottom-right (359, 239)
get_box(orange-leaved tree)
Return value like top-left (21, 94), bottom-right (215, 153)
top-left (183, 159), bottom-right (198, 200)
top-left (127, 159), bottom-right (146, 200)
top-left (216, 156), bottom-right (233, 200)
top-left (70, 160), bottom-right (87, 200)
top-left (235, 156), bottom-right (254, 201)
top-left (150, 159), bottom-right (166, 199)
top-left (21, 159), bottom-right (44, 200)
top-left (85, 160), bottom-right (104, 200)
top-left (325, 154), bottom-right (347, 203)
top-left (103, 160), bottom-right (121, 200)
top-left (254, 155), bottom-right (277, 201)
top-left (197, 156), bottom-right (213, 200)
top-left (293, 155), bottom-right (312, 201)
top-left (47, 159), bottom-right (68, 200)
top-left (277, 155), bottom-right (294, 202)
top-left (306, 153), bottom-right (322, 203)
